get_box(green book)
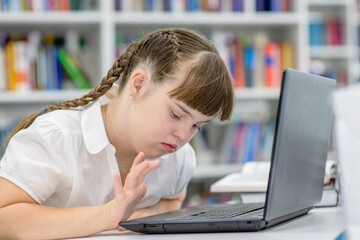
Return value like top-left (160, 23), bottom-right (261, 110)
top-left (57, 48), bottom-right (91, 89)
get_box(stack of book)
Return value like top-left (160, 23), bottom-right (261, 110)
top-left (193, 119), bottom-right (275, 166)
top-left (211, 31), bottom-right (294, 88)
top-left (0, 31), bottom-right (91, 92)
top-left (256, 0), bottom-right (292, 12)
top-left (116, 31), bottom-right (295, 89)
top-left (115, 0), bottom-right (244, 12)
top-left (309, 13), bottom-right (345, 46)
top-left (0, 0), bottom-right (98, 12)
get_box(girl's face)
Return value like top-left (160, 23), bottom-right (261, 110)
top-left (105, 69), bottom-right (211, 160)
top-left (129, 84), bottom-right (210, 159)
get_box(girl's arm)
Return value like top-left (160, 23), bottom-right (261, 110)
top-left (0, 152), bottom-right (160, 240)
top-left (126, 188), bottom-right (186, 221)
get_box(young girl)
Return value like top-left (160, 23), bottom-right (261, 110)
top-left (0, 28), bottom-right (234, 239)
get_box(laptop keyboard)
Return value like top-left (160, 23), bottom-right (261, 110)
top-left (171, 202), bottom-right (264, 220)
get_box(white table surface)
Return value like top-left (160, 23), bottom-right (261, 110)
top-left (71, 206), bottom-right (344, 240)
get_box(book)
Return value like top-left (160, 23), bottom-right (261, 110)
top-left (0, 39), bottom-right (6, 90)
top-left (233, 37), bottom-right (246, 88)
top-left (5, 39), bottom-right (16, 91)
top-left (57, 48), bottom-right (91, 89)
top-left (210, 160), bottom-right (338, 193)
top-left (264, 42), bottom-right (281, 87)
top-left (210, 161), bottom-right (270, 193)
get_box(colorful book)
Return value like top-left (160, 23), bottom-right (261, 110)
top-left (0, 39), bottom-right (6, 90)
top-left (5, 40), bottom-right (16, 91)
top-left (57, 48), bottom-right (91, 89)
top-left (233, 37), bottom-right (246, 88)
top-left (265, 42), bottom-right (281, 87)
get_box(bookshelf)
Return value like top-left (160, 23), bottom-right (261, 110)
top-left (0, 0), bottom-right (359, 183)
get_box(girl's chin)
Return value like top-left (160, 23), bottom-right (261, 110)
top-left (143, 149), bottom-right (171, 160)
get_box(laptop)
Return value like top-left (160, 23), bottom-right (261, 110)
top-left (120, 68), bottom-right (336, 233)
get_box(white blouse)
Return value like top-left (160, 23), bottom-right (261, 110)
top-left (0, 99), bottom-right (196, 209)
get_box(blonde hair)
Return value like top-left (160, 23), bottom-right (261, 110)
top-left (8, 28), bottom-right (234, 141)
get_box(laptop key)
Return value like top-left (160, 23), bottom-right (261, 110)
top-left (171, 202), bottom-right (264, 220)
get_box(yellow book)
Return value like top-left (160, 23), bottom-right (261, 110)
top-left (281, 42), bottom-right (294, 70)
top-left (5, 40), bottom-right (16, 91)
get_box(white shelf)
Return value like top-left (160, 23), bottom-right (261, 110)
top-left (310, 46), bottom-right (352, 59)
top-left (234, 88), bottom-right (280, 100)
top-left (192, 164), bottom-right (242, 179)
top-left (113, 12), bottom-right (301, 26)
top-left (0, 12), bottom-right (101, 24)
top-left (0, 90), bottom-right (90, 103)
top-left (308, 0), bottom-right (350, 6)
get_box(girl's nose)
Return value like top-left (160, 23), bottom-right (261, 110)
top-left (173, 125), bottom-right (191, 143)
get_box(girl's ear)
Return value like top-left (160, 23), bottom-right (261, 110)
top-left (129, 69), bottom-right (148, 99)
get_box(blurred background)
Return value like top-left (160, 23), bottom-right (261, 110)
top-left (0, 0), bottom-right (356, 206)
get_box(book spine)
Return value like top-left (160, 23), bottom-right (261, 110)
top-left (5, 40), bottom-right (16, 91)
top-left (244, 46), bottom-right (256, 87)
top-left (265, 42), bottom-right (281, 87)
top-left (57, 48), bottom-right (91, 89)
top-left (0, 43), bottom-right (6, 90)
top-left (233, 37), bottom-right (246, 88)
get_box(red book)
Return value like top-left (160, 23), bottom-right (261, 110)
top-left (234, 38), bottom-right (246, 88)
top-left (265, 42), bottom-right (281, 88)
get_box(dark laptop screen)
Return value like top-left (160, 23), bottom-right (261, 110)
top-left (264, 69), bottom-right (336, 221)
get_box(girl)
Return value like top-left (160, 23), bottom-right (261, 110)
top-left (0, 28), bottom-right (234, 239)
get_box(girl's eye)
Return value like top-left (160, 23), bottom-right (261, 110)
top-left (172, 111), bottom-right (181, 120)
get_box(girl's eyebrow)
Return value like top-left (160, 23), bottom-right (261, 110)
top-left (175, 102), bottom-right (192, 118)
top-left (175, 102), bottom-right (211, 124)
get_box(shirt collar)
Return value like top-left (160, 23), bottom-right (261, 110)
top-left (81, 99), bottom-right (110, 154)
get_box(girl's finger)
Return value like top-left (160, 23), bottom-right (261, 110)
top-left (134, 160), bottom-right (161, 184)
top-left (113, 174), bottom-right (124, 200)
top-left (130, 152), bottom-right (145, 171)
top-left (118, 226), bottom-right (127, 231)
top-left (126, 160), bottom-right (160, 188)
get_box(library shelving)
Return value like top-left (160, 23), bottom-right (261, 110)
top-left (0, 0), bottom-right (359, 182)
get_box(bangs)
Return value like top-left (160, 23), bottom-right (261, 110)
top-left (169, 52), bottom-right (234, 121)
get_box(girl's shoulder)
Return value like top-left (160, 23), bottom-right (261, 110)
top-left (33, 109), bottom-right (83, 137)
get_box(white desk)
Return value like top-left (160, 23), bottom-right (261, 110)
top-left (80, 207), bottom-right (344, 240)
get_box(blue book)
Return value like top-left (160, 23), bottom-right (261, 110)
top-left (187, 0), bottom-right (199, 12)
top-left (45, 47), bottom-right (53, 89)
top-left (244, 46), bottom-right (256, 87)
top-left (229, 46), bottom-right (235, 79)
top-left (115, 0), bottom-right (121, 11)
top-left (247, 122), bottom-right (262, 162)
top-left (241, 124), bottom-right (252, 163)
top-left (51, 46), bottom-right (59, 89)
top-left (146, 0), bottom-right (154, 11)
top-left (2, 0), bottom-right (10, 11)
top-left (270, 0), bottom-right (282, 12)
top-left (336, 231), bottom-right (347, 240)
top-left (55, 47), bottom-right (63, 89)
top-left (256, 0), bottom-right (265, 11)
top-left (233, 0), bottom-right (243, 12)
top-left (164, 0), bottom-right (172, 11)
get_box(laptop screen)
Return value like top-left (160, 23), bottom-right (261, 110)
top-left (264, 69), bottom-right (336, 221)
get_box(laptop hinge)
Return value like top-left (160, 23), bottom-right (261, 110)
top-left (264, 207), bottom-right (312, 228)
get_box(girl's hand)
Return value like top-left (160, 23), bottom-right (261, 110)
top-left (101, 152), bottom-right (160, 231)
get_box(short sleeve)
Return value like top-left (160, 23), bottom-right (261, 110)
top-left (0, 118), bottom-right (73, 204)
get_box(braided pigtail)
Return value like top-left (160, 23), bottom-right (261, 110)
top-left (7, 42), bottom-right (139, 142)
